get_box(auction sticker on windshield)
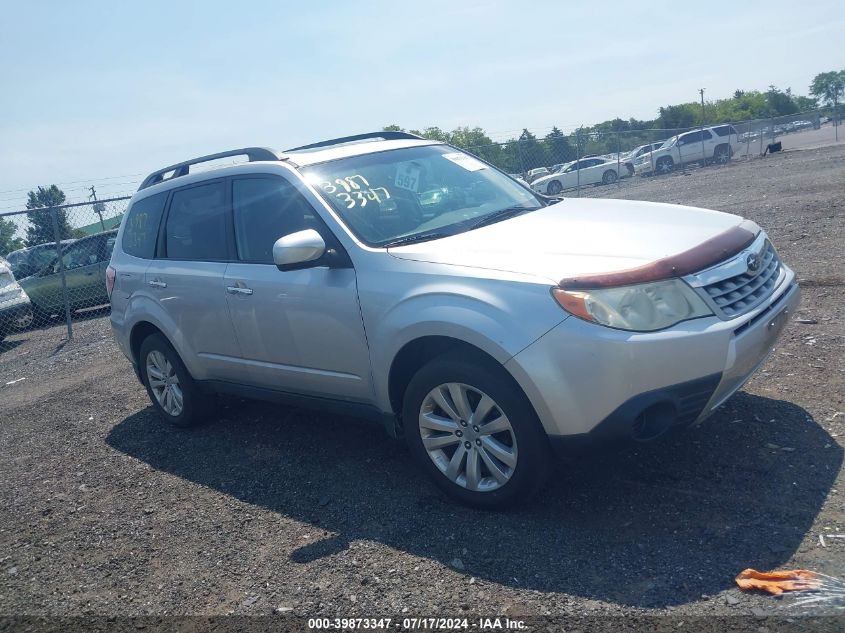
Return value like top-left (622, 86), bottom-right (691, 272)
top-left (442, 152), bottom-right (487, 171)
top-left (395, 162), bottom-right (421, 192)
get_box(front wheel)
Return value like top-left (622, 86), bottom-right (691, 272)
top-left (139, 333), bottom-right (210, 428)
top-left (602, 170), bottom-right (618, 185)
top-left (546, 179), bottom-right (562, 196)
top-left (403, 352), bottom-right (551, 509)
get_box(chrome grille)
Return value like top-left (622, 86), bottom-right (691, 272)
top-left (701, 240), bottom-right (780, 318)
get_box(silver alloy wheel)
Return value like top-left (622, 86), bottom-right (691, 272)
top-left (657, 158), bottom-right (673, 174)
top-left (146, 350), bottom-right (184, 417)
top-left (546, 180), bottom-right (562, 195)
top-left (419, 382), bottom-right (518, 492)
top-left (13, 309), bottom-right (33, 330)
top-left (603, 170), bottom-right (617, 184)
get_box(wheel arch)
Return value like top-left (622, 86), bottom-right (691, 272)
top-left (387, 335), bottom-right (541, 432)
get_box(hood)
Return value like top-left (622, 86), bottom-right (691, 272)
top-left (533, 167), bottom-right (568, 186)
top-left (388, 198), bottom-right (750, 283)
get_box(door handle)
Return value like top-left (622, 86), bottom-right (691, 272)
top-left (148, 279), bottom-right (167, 288)
top-left (226, 286), bottom-right (253, 295)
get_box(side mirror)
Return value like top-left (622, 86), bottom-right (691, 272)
top-left (273, 229), bottom-right (326, 271)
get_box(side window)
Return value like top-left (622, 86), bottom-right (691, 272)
top-left (57, 240), bottom-right (98, 272)
top-left (165, 182), bottom-right (228, 261)
top-left (122, 192), bottom-right (167, 259)
top-left (702, 130), bottom-right (713, 140)
top-left (99, 234), bottom-right (117, 262)
top-left (232, 177), bottom-right (320, 264)
top-left (679, 131), bottom-right (701, 145)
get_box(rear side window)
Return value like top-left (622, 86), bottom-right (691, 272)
top-left (713, 125), bottom-right (737, 137)
top-left (122, 193), bottom-right (167, 259)
top-left (232, 178), bottom-right (321, 264)
top-left (165, 182), bottom-right (228, 261)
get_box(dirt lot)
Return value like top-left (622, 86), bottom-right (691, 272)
top-left (1, 144), bottom-right (843, 627)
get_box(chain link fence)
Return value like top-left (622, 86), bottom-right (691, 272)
top-left (0, 197), bottom-right (130, 343)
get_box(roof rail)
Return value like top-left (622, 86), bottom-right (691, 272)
top-left (138, 147), bottom-right (282, 191)
top-left (285, 131), bottom-right (424, 152)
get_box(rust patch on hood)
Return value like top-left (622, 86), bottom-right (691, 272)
top-left (559, 220), bottom-right (759, 289)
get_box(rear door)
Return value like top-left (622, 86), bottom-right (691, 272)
top-left (223, 175), bottom-right (372, 402)
top-left (677, 131), bottom-right (703, 164)
top-left (144, 179), bottom-right (244, 382)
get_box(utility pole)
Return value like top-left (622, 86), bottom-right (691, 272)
top-left (89, 185), bottom-right (106, 232)
top-left (699, 88), bottom-right (706, 165)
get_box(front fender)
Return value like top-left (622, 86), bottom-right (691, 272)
top-left (359, 273), bottom-right (568, 413)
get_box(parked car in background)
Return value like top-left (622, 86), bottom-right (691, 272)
top-left (525, 167), bottom-right (550, 183)
top-left (622, 141), bottom-right (666, 175)
top-left (634, 125), bottom-right (740, 176)
top-left (20, 230), bottom-right (117, 322)
top-left (5, 239), bottom-right (77, 281)
top-left (507, 173), bottom-right (530, 187)
top-left (0, 256), bottom-right (33, 340)
top-left (531, 157), bottom-right (623, 195)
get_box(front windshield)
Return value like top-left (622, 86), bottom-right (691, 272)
top-left (662, 136), bottom-right (677, 148)
top-left (301, 145), bottom-right (543, 247)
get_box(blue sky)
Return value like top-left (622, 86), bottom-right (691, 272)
top-left (1, 0), bottom-right (842, 210)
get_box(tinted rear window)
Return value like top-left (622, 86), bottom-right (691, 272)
top-left (165, 182), bottom-right (228, 261)
top-left (713, 125), bottom-right (736, 137)
top-left (122, 192), bottom-right (167, 259)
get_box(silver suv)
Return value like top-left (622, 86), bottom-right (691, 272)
top-left (109, 132), bottom-right (800, 508)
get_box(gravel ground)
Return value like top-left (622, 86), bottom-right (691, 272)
top-left (1, 144), bottom-right (843, 628)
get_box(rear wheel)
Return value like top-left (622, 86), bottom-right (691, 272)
top-left (656, 156), bottom-right (674, 174)
top-left (139, 333), bottom-right (210, 428)
top-left (602, 170), bottom-right (618, 185)
top-left (714, 144), bottom-right (732, 164)
top-left (546, 179), bottom-right (562, 196)
top-left (403, 352), bottom-right (551, 509)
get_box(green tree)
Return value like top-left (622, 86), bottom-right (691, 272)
top-left (517, 129), bottom-right (547, 169)
top-left (766, 85), bottom-right (798, 116)
top-left (656, 103), bottom-right (697, 129)
top-left (0, 217), bottom-right (24, 257)
top-left (810, 70), bottom-right (845, 107)
top-left (24, 185), bottom-right (73, 247)
top-left (544, 127), bottom-right (575, 164)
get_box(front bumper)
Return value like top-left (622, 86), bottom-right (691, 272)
top-left (633, 161), bottom-right (655, 175)
top-left (505, 270), bottom-right (800, 451)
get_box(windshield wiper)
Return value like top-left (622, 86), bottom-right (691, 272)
top-left (466, 206), bottom-right (538, 230)
top-left (382, 231), bottom-right (450, 248)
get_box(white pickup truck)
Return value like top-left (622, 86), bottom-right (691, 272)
top-left (634, 125), bottom-right (740, 176)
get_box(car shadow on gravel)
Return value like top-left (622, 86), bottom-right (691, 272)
top-left (107, 390), bottom-right (840, 608)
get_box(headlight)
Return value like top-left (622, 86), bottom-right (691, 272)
top-left (552, 279), bottom-right (712, 331)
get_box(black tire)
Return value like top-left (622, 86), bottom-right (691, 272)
top-left (656, 156), bottom-right (674, 174)
top-left (546, 180), bottom-right (562, 196)
top-left (403, 351), bottom-right (551, 509)
top-left (714, 144), bottom-right (732, 164)
top-left (602, 170), bottom-right (618, 185)
top-left (139, 333), bottom-right (210, 428)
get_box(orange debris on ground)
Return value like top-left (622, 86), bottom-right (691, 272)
top-left (735, 568), bottom-right (821, 595)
